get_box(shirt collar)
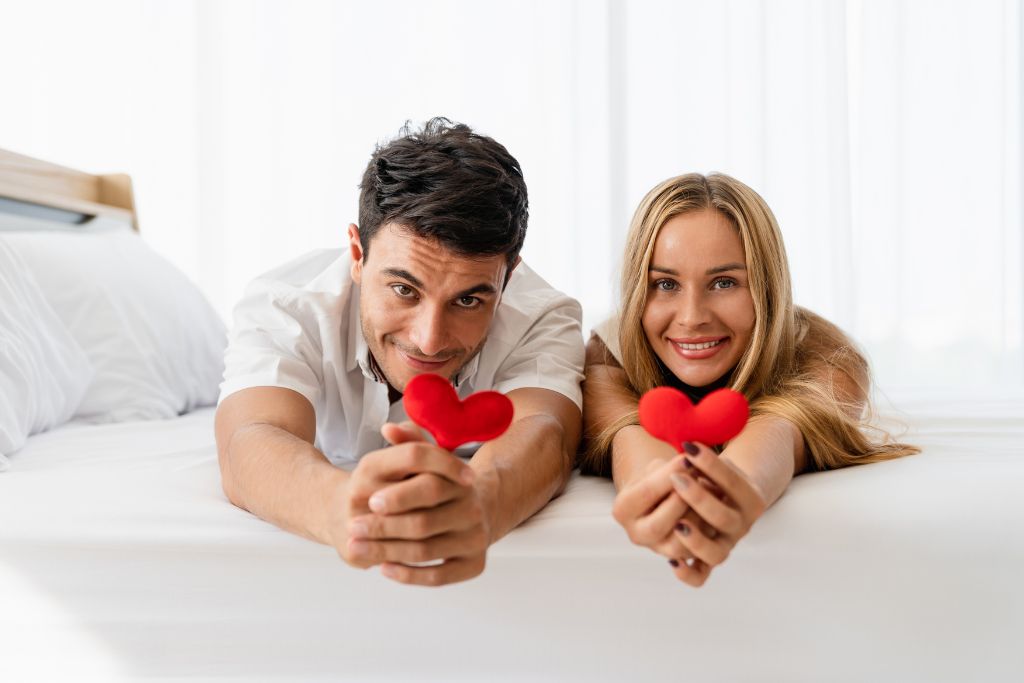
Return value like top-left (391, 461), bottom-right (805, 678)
top-left (345, 282), bottom-right (381, 382)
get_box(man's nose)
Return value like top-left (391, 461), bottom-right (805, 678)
top-left (408, 305), bottom-right (448, 357)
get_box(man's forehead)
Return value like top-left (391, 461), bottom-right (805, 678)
top-left (368, 224), bottom-right (508, 287)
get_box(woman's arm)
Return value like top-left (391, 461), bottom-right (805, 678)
top-left (583, 335), bottom-right (675, 488)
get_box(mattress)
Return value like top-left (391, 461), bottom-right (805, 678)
top-left (2, 393), bottom-right (1023, 682)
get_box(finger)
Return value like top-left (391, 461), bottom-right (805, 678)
top-left (366, 473), bottom-right (463, 514)
top-left (684, 458), bottom-right (725, 499)
top-left (669, 469), bottom-right (745, 537)
top-left (380, 555), bottom-right (486, 587)
top-left (631, 489), bottom-right (689, 547)
top-left (674, 515), bottom-right (731, 567)
top-left (381, 421), bottom-right (429, 446)
top-left (350, 497), bottom-right (476, 540)
top-left (612, 456), bottom-right (686, 522)
top-left (668, 556), bottom-right (712, 587)
top-left (685, 443), bottom-right (767, 518)
top-left (359, 442), bottom-right (475, 488)
top-left (652, 531), bottom-right (695, 561)
top-left (347, 528), bottom-right (487, 566)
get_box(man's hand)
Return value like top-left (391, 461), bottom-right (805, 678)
top-left (337, 421), bottom-right (487, 586)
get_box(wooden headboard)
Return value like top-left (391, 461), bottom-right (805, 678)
top-left (0, 147), bottom-right (138, 232)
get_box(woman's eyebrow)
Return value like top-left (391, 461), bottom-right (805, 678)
top-left (706, 262), bottom-right (746, 275)
top-left (648, 263), bottom-right (746, 276)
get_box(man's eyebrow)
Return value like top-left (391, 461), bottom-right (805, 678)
top-left (382, 268), bottom-right (424, 289)
top-left (648, 263), bottom-right (746, 276)
top-left (381, 268), bottom-right (497, 298)
top-left (455, 283), bottom-right (498, 298)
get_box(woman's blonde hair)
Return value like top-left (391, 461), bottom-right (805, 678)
top-left (584, 172), bottom-right (918, 473)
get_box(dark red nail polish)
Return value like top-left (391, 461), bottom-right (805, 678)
top-left (683, 458), bottom-right (694, 471)
top-left (669, 558), bottom-right (679, 567)
top-left (683, 442), bottom-right (699, 456)
top-left (676, 522), bottom-right (691, 536)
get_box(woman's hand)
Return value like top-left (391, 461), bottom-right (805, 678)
top-left (611, 455), bottom-right (705, 562)
top-left (666, 441), bottom-right (768, 587)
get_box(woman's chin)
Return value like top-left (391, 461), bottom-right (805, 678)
top-left (664, 360), bottom-right (727, 389)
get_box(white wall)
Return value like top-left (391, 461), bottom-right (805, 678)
top-left (1, 0), bottom-right (1020, 392)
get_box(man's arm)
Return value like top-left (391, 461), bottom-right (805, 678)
top-left (215, 386), bottom-right (473, 570)
top-left (215, 386), bottom-right (348, 545)
top-left (336, 387), bottom-right (580, 586)
top-left (469, 387), bottom-right (581, 543)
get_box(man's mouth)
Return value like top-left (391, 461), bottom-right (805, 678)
top-left (395, 347), bottom-right (455, 369)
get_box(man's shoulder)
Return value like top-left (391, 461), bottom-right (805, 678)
top-left (250, 248), bottom-right (350, 295)
top-left (484, 260), bottom-right (583, 353)
top-left (500, 260), bottom-right (581, 318)
top-left (232, 248), bottom-right (354, 336)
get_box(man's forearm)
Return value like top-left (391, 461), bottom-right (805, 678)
top-left (470, 414), bottom-right (573, 543)
top-left (220, 423), bottom-right (348, 545)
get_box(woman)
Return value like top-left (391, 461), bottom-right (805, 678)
top-left (581, 172), bottom-right (918, 587)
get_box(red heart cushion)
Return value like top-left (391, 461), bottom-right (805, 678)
top-left (402, 373), bottom-right (514, 451)
top-left (638, 386), bottom-right (749, 450)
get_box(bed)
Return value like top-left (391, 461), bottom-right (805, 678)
top-left (2, 149), bottom-right (1023, 682)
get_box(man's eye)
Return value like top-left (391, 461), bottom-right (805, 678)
top-left (391, 284), bottom-right (415, 297)
top-left (456, 296), bottom-right (481, 308)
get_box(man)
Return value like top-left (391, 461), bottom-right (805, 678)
top-left (215, 118), bottom-right (584, 586)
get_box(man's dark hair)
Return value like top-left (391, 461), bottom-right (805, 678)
top-left (358, 117), bottom-right (528, 269)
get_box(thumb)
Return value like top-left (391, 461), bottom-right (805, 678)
top-left (381, 420), bottom-right (429, 446)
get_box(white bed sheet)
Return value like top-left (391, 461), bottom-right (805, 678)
top-left (1, 394), bottom-right (1023, 682)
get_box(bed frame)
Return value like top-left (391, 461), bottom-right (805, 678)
top-left (0, 147), bottom-right (138, 232)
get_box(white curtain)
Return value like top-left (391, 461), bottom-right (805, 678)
top-left (1, 0), bottom-right (1020, 392)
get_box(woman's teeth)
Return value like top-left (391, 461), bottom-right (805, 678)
top-left (675, 339), bottom-right (723, 350)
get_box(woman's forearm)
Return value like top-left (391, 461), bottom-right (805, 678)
top-left (720, 416), bottom-right (805, 507)
top-left (610, 425), bottom-right (678, 491)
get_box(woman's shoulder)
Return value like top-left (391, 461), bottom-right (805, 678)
top-left (588, 315), bottom-right (624, 367)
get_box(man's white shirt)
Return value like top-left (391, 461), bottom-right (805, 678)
top-left (219, 249), bottom-right (585, 467)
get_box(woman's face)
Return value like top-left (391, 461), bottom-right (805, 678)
top-left (641, 208), bottom-right (756, 387)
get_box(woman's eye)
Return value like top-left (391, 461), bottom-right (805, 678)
top-left (712, 278), bottom-right (737, 290)
top-left (654, 279), bottom-right (678, 292)
top-left (391, 284), bottom-right (415, 297)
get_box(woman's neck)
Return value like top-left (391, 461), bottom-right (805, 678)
top-left (660, 361), bottom-right (735, 403)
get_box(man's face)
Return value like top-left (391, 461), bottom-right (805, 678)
top-left (349, 223), bottom-right (513, 393)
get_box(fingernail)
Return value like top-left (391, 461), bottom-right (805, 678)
top-left (683, 458), bottom-right (695, 471)
top-left (683, 442), bottom-right (699, 456)
top-left (349, 520), bottom-right (368, 538)
top-left (368, 494), bottom-right (387, 513)
top-left (669, 473), bottom-right (689, 490)
top-left (381, 563), bottom-right (398, 578)
top-left (668, 559), bottom-right (679, 568)
top-left (349, 539), bottom-right (368, 556)
top-left (676, 522), bottom-right (691, 536)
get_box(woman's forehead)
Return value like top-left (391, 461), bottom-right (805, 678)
top-left (652, 210), bottom-right (745, 265)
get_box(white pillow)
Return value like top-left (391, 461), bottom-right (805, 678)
top-left (0, 241), bottom-right (93, 459)
top-left (1, 230), bottom-right (227, 423)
